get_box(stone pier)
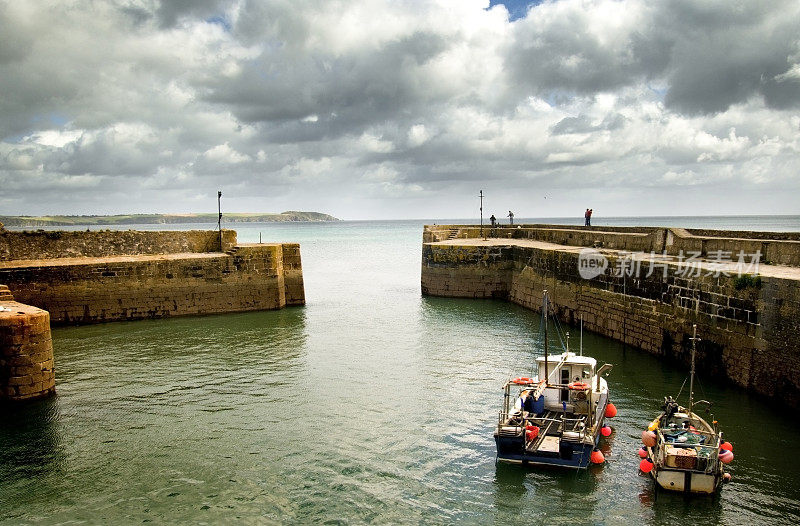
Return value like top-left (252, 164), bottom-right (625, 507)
top-left (421, 225), bottom-right (800, 410)
top-left (0, 230), bottom-right (305, 325)
top-left (0, 285), bottom-right (56, 401)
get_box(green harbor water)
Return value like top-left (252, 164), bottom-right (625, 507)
top-left (2, 219), bottom-right (800, 524)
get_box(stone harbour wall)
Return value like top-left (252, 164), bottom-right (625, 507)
top-left (0, 244), bottom-right (304, 325)
top-left (0, 286), bottom-right (56, 401)
top-left (0, 229), bottom-right (238, 261)
top-left (419, 244), bottom-right (515, 299)
top-left (421, 240), bottom-right (800, 410)
top-left (424, 225), bottom-right (800, 267)
top-left (280, 243), bottom-right (305, 306)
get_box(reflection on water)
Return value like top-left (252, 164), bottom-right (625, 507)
top-left (1, 220), bottom-right (800, 524)
top-left (0, 396), bottom-right (64, 482)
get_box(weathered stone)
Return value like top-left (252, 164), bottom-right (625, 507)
top-left (422, 227), bottom-right (800, 410)
top-left (0, 301), bottom-right (55, 401)
top-left (0, 241), bottom-right (305, 325)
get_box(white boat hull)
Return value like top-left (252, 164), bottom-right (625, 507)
top-left (653, 468), bottom-right (719, 494)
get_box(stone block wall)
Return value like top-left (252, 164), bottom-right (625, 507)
top-left (0, 243), bottom-right (305, 325)
top-left (421, 241), bottom-right (800, 409)
top-left (280, 243), bottom-right (305, 306)
top-left (0, 287), bottom-right (56, 401)
top-left (0, 229), bottom-right (237, 261)
top-left (424, 225), bottom-right (800, 267)
top-left (420, 244), bottom-right (514, 299)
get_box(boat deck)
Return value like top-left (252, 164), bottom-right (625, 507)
top-left (524, 409), bottom-right (590, 453)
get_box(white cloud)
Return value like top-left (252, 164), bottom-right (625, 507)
top-left (203, 143), bottom-right (250, 164)
top-left (407, 125), bottom-right (430, 147)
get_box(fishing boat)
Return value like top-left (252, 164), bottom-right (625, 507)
top-left (494, 291), bottom-right (615, 469)
top-left (639, 324), bottom-right (733, 494)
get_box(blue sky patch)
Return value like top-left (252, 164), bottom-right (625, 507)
top-left (488, 1), bottom-right (545, 21)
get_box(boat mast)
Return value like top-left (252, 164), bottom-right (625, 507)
top-left (543, 290), bottom-right (549, 385)
top-left (580, 314), bottom-right (583, 356)
top-left (689, 324), bottom-right (699, 416)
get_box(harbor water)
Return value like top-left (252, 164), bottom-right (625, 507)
top-left (2, 218), bottom-right (800, 524)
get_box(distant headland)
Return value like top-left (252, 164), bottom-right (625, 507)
top-left (0, 211), bottom-right (339, 227)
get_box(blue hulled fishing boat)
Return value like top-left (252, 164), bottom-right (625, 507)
top-left (494, 291), bottom-right (615, 469)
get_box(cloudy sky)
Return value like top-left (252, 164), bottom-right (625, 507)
top-left (1, 0), bottom-right (799, 220)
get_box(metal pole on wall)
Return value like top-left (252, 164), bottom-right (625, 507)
top-left (217, 190), bottom-right (223, 251)
top-left (479, 190), bottom-right (484, 240)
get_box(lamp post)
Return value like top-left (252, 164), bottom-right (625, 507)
top-left (479, 190), bottom-right (484, 240)
top-left (217, 190), bottom-right (223, 251)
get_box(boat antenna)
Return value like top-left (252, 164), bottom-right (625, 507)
top-left (580, 314), bottom-right (583, 356)
top-left (689, 324), bottom-right (699, 416)
top-left (543, 290), bottom-right (549, 385)
top-left (566, 331), bottom-right (570, 354)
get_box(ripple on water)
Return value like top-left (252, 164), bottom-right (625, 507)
top-left (3, 221), bottom-right (800, 524)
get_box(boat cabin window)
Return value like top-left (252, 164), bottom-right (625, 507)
top-left (560, 368), bottom-right (570, 402)
top-left (582, 366), bottom-right (592, 379)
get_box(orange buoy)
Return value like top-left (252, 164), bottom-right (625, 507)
top-left (639, 458), bottom-right (654, 473)
top-left (719, 449), bottom-right (734, 464)
top-left (590, 449), bottom-right (605, 464)
top-left (641, 430), bottom-right (656, 448)
top-left (638, 447), bottom-right (648, 458)
top-left (604, 403), bottom-right (617, 418)
top-left (720, 441), bottom-right (733, 452)
top-left (512, 377), bottom-right (533, 385)
top-left (723, 472), bottom-right (732, 483)
top-left (600, 425), bottom-right (612, 437)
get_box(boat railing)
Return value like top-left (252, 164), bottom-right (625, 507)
top-left (497, 410), bottom-right (586, 426)
top-left (497, 409), bottom-right (590, 443)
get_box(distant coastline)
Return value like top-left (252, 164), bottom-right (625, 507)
top-left (0, 211), bottom-right (339, 227)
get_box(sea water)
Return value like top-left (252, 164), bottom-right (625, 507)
top-left (2, 218), bottom-right (800, 524)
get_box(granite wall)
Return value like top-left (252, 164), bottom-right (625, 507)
top-left (0, 244), bottom-right (304, 325)
top-left (421, 241), bottom-right (800, 409)
top-left (424, 225), bottom-right (800, 267)
top-left (0, 286), bottom-right (56, 401)
top-left (0, 229), bottom-right (237, 261)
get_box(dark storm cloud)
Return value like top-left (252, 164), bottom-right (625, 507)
top-left (658, 0), bottom-right (800, 114)
top-left (550, 113), bottom-right (626, 135)
top-left (508, 0), bottom-right (800, 114)
top-left (153, 0), bottom-right (235, 28)
top-left (203, 30), bottom-right (451, 135)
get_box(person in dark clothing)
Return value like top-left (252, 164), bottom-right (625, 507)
top-left (584, 209), bottom-right (590, 226)
top-left (490, 214), bottom-right (496, 227)
top-left (508, 211), bottom-right (514, 225)
top-left (587, 209), bottom-right (593, 226)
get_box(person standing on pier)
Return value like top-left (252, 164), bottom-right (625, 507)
top-left (508, 211), bottom-right (514, 225)
top-left (490, 214), bottom-right (496, 227)
top-left (584, 209), bottom-right (590, 226)
top-left (586, 209), bottom-right (593, 226)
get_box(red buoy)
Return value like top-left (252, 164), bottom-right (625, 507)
top-left (590, 449), bottom-right (605, 464)
top-left (719, 449), bottom-right (734, 464)
top-left (600, 425), bottom-right (612, 437)
top-left (720, 441), bottom-right (733, 452)
top-left (604, 403), bottom-right (617, 418)
top-left (638, 447), bottom-right (648, 458)
top-left (525, 425), bottom-right (540, 441)
top-left (639, 458), bottom-right (654, 473)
